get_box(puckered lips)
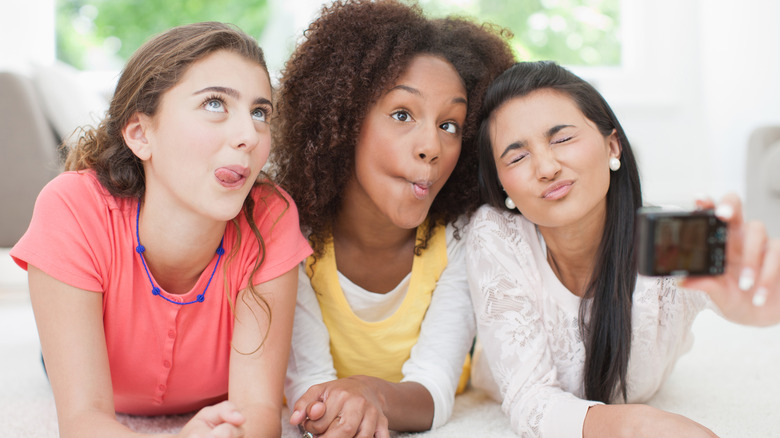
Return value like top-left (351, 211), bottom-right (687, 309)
top-left (215, 165), bottom-right (250, 189)
top-left (409, 179), bottom-right (434, 200)
top-left (541, 180), bottom-right (574, 200)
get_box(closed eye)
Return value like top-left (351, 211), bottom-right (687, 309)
top-left (508, 152), bottom-right (528, 165)
top-left (552, 136), bottom-right (573, 145)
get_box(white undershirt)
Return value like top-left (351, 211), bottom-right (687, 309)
top-left (285, 223), bottom-right (475, 429)
top-left (337, 270), bottom-right (410, 322)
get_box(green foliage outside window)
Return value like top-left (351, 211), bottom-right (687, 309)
top-left (419, 0), bottom-right (621, 66)
top-left (57, 0), bottom-right (270, 70)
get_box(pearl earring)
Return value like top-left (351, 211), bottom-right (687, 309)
top-left (609, 157), bottom-right (621, 171)
top-left (505, 196), bottom-right (516, 210)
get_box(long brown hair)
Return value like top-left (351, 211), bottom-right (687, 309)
top-left (65, 22), bottom-right (280, 352)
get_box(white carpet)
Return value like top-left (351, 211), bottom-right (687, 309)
top-left (2, 248), bottom-right (780, 437)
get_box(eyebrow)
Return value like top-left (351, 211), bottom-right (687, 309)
top-left (387, 84), bottom-right (467, 105)
top-left (194, 86), bottom-right (273, 109)
top-left (499, 124), bottom-right (574, 158)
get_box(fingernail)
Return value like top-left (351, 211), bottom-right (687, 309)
top-left (715, 204), bottom-right (734, 220)
top-left (753, 287), bottom-right (768, 307)
top-left (739, 268), bottom-right (755, 291)
top-left (693, 193), bottom-right (710, 204)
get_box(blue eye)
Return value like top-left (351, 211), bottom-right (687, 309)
top-left (440, 122), bottom-right (458, 134)
top-left (391, 110), bottom-right (412, 122)
top-left (252, 108), bottom-right (267, 122)
top-left (204, 97), bottom-right (225, 113)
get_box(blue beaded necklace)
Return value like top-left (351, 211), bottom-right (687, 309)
top-left (134, 199), bottom-right (224, 305)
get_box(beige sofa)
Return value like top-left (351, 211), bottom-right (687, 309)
top-left (0, 64), bottom-right (108, 247)
top-left (746, 125), bottom-right (780, 238)
top-left (0, 71), bottom-right (60, 247)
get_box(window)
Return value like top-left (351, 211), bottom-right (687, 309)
top-left (56, 0), bottom-right (271, 70)
top-left (419, 0), bottom-right (621, 66)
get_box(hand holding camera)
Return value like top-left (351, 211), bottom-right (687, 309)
top-left (654, 194), bottom-right (780, 326)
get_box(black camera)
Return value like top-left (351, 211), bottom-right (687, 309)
top-left (636, 207), bottom-right (728, 276)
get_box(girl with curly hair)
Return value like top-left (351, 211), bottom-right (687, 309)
top-left (10, 22), bottom-right (312, 437)
top-left (271, 1), bottom-right (514, 436)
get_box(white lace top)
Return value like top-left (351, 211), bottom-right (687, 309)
top-left (466, 205), bottom-right (711, 438)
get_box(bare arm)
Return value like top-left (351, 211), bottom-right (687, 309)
top-left (28, 265), bottom-right (246, 438)
top-left (583, 404), bottom-right (718, 438)
top-left (229, 267), bottom-right (299, 437)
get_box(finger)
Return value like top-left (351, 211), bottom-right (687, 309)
top-left (291, 386), bottom-right (326, 425)
top-left (737, 221), bottom-right (768, 292)
top-left (354, 407), bottom-right (380, 438)
top-left (195, 401), bottom-right (244, 427)
top-left (306, 400), bottom-right (327, 421)
top-left (374, 415), bottom-right (391, 438)
top-left (715, 193), bottom-right (742, 224)
top-left (716, 194), bottom-right (745, 272)
top-left (319, 412), bottom-right (361, 438)
top-left (753, 240), bottom-right (780, 309)
top-left (693, 195), bottom-right (714, 210)
top-left (305, 410), bottom-right (342, 436)
top-left (208, 421), bottom-right (244, 438)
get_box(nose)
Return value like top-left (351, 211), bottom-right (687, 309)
top-left (231, 114), bottom-right (261, 150)
top-left (535, 148), bottom-right (561, 180)
top-left (414, 124), bottom-right (441, 164)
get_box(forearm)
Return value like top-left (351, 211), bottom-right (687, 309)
top-left (583, 404), bottom-right (718, 438)
top-left (351, 376), bottom-right (434, 432)
top-left (58, 410), bottom-right (167, 438)
top-left (240, 402), bottom-right (282, 438)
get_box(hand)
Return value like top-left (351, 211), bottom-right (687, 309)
top-left (177, 400), bottom-right (246, 438)
top-left (584, 404), bottom-right (719, 438)
top-left (290, 376), bottom-right (390, 438)
top-left (681, 194), bottom-right (780, 326)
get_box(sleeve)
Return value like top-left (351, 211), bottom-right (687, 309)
top-left (284, 263), bottom-right (338, 406)
top-left (465, 207), bottom-right (600, 438)
top-left (242, 184), bottom-right (313, 287)
top-left (10, 172), bottom-right (108, 292)
top-left (400, 224), bottom-right (476, 429)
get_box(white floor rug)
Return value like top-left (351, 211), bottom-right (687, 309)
top-left (2, 249), bottom-right (779, 437)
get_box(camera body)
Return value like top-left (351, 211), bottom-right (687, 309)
top-left (636, 207), bottom-right (728, 276)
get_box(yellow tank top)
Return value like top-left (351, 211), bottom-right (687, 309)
top-left (306, 222), bottom-right (470, 392)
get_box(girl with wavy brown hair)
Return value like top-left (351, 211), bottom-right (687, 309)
top-left (10, 22), bottom-right (312, 437)
top-left (270, 1), bottom-right (515, 436)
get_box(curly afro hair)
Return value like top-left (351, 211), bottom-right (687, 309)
top-left (271, 0), bottom-right (515, 255)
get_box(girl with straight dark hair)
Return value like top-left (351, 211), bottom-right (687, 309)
top-left (468, 61), bottom-right (780, 437)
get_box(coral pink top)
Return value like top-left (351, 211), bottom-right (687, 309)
top-left (11, 171), bottom-right (312, 415)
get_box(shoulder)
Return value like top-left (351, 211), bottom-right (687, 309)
top-left (40, 170), bottom-right (110, 202)
top-left (35, 170), bottom-right (129, 222)
top-left (466, 204), bottom-right (536, 244)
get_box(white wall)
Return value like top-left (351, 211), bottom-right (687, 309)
top-left (2, 0), bottom-right (778, 213)
top-left (0, 0), bottom-right (55, 73)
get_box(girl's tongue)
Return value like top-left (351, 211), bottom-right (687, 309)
top-left (215, 168), bottom-right (245, 186)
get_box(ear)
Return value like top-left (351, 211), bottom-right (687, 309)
top-left (122, 113), bottom-right (153, 161)
top-left (607, 128), bottom-right (621, 160)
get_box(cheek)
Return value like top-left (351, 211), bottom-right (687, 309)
top-left (439, 143), bottom-right (462, 179)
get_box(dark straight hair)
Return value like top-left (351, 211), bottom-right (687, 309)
top-left (476, 61), bottom-right (643, 403)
